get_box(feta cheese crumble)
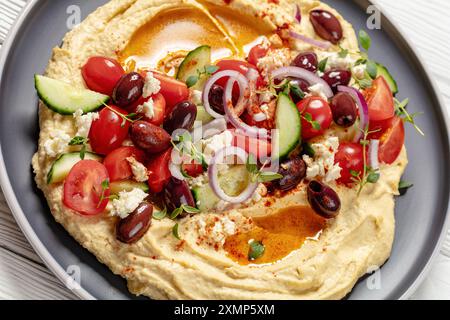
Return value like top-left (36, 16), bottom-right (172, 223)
top-left (318, 51), bottom-right (359, 72)
top-left (73, 109), bottom-right (99, 137)
top-left (352, 64), bottom-right (367, 80)
top-left (142, 72), bottom-right (161, 98)
top-left (136, 98), bottom-right (155, 119)
top-left (191, 90), bottom-right (203, 106)
top-left (257, 48), bottom-right (291, 82)
top-left (302, 137), bottom-right (342, 182)
top-left (202, 130), bottom-right (233, 163)
top-left (196, 215), bottom-right (237, 246)
top-left (43, 129), bottom-right (71, 157)
top-left (127, 157), bottom-right (148, 182)
top-left (109, 188), bottom-right (148, 219)
top-left (306, 83), bottom-right (329, 100)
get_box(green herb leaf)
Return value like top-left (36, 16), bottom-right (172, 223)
top-left (290, 83), bottom-right (306, 100)
top-left (97, 179), bottom-right (110, 208)
top-left (205, 65), bottom-right (219, 74)
top-left (303, 112), bottom-right (313, 122)
top-left (350, 170), bottom-right (361, 178)
top-left (186, 75), bottom-right (199, 88)
top-left (172, 223), bottom-right (181, 240)
top-left (318, 58), bottom-right (328, 73)
top-left (257, 172), bottom-right (283, 183)
top-left (311, 121), bottom-right (321, 131)
top-left (182, 205), bottom-right (201, 214)
top-left (303, 143), bottom-right (315, 157)
top-left (394, 98), bottom-right (425, 136)
top-left (246, 153), bottom-right (259, 175)
top-left (398, 180), bottom-right (413, 196)
top-left (338, 46), bottom-right (349, 58)
top-left (170, 207), bottom-right (183, 220)
top-left (367, 172), bottom-right (380, 184)
top-left (69, 136), bottom-right (88, 146)
top-left (359, 30), bottom-right (372, 51)
top-left (80, 144), bottom-right (87, 160)
top-left (366, 60), bottom-right (378, 79)
top-left (152, 207), bottom-right (167, 220)
top-left (248, 240), bottom-right (265, 261)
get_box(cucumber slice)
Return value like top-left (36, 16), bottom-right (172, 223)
top-left (47, 152), bottom-right (102, 184)
top-left (376, 63), bottom-right (398, 95)
top-left (192, 165), bottom-right (250, 212)
top-left (110, 180), bottom-right (150, 195)
top-left (273, 93), bottom-right (302, 160)
top-left (35, 75), bottom-right (109, 115)
top-left (195, 105), bottom-right (214, 124)
top-left (176, 46), bottom-right (211, 90)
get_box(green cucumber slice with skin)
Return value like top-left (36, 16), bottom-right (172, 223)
top-left (195, 105), bottom-right (214, 124)
top-left (35, 75), bottom-right (109, 115)
top-left (110, 180), bottom-right (150, 195)
top-left (176, 46), bottom-right (212, 90)
top-left (192, 165), bottom-right (250, 212)
top-left (272, 93), bottom-right (302, 160)
top-left (375, 63), bottom-right (398, 95)
top-left (47, 152), bottom-right (102, 184)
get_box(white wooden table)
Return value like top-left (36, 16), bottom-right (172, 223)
top-left (1, 0), bottom-right (450, 300)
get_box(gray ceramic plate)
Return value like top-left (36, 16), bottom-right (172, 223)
top-left (0, 0), bottom-right (449, 300)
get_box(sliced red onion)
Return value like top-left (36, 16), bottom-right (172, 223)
top-left (369, 139), bottom-right (380, 170)
top-left (202, 70), bottom-right (249, 119)
top-left (169, 161), bottom-right (186, 181)
top-left (169, 148), bottom-right (192, 180)
top-left (337, 85), bottom-right (370, 142)
top-left (191, 118), bottom-right (228, 142)
top-left (294, 4), bottom-right (302, 23)
top-left (271, 66), bottom-right (333, 98)
top-left (208, 146), bottom-right (258, 204)
top-left (223, 74), bottom-right (269, 139)
top-left (253, 112), bottom-right (268, 122)
top-left (289, 30), bottom-right (332, 50)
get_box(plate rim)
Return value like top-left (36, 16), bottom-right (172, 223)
top-left (0, 0), bottom-right (449, 300)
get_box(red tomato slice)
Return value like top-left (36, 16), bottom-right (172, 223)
top-left (126, 93), bottom-right (166, 127)
top-left (215, 59), bottom-right (264, 90)
top-left (81, 57), bottom-right (125, 96)
top-left (182, 161), bottom-right (204, 178)
top-left (297, 97), bottom-right (332, 140)
top-left (335, 142), bottom-right (365, 186)
top-left (89, 105), bottom-right (131, 155)
top-left (365, 76), bottom-right (395, 133)
top-left (232, 131), bottom-right (272, 160)
top-left (378, 116), bottom-right (405, 164)
top-left (104, 146), bottom-right (146, 182)
top-left (147, 148), bottom-right (172, 193)
top-left (152, 72), bottom-right (189, 113)
top-left (63, 160), bottom-right (110, 215)
top-left (247, 44), bottom-right (269, 66)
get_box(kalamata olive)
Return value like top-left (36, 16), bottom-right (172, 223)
top-left (209, 84), bottom-right (225, 115)
top-left (164, 101), bottom-right (197, 134)
top-left (275, 157), bottom-right (307, 191)
top-left (307, 180), bottom-right (341, 219)
top-left (164, 177), bottom-right (196, 217)
top-left (116, 201), bottom-right (153, 244)
top-left (322, 69), bottom-right (351, 92)
top-left (130, 120), bottom-right (171, 154)
top-left (330, 92), bottom-right (358, 127)
top-left (292, 52), bottom-right (318, 73)
top-left (113, 72), bottom-right (144, 108)
top-left (309, 10), bottom-right (343, 44)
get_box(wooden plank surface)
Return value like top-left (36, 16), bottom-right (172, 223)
top-left (0, 0), bottom-right (449, 300)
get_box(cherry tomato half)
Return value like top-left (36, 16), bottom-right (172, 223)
top-left (104, 146), bottom-right (146, 182)
top-left (63, 160), bottom-right (110, 215)
top-left (147, 148), bottom-right (172, 193)
top-left (81, 57), bottom-right (125, 96)
top-left (378, 116), bottom-right (405, 164)
top-left (247, 44), bottom-right (269, 66)
top-left (335, 142), bottom-right (365, 186)
top-left (365, 76), bottom-right (395, 135)
top-left (215, 59), bottom-right (265, 90)
top-left (152, 72), bottom-right (189, 114)
top-left (297, 97), bottom-right (332, 140)
top-left (89, 105), bottom-right (130, 155)
top-left (181, 161), bottom-right (204, 178)
top-left (127, 93), bottom-right (166, 127)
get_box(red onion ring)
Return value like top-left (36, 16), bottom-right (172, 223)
top-left (271, 66), bottom-right (333, 98)
top-left (369, 139), bottom-right (380, 170)
top-left (208, 146), bottom-right (258, 204)
top-left (289, 30), bottom-right (332, 50)
top-left (337, 85), bottom-right (370, 142)
top-left (294, 4), bottom-right (302, 23)
top-left (223, 74), bottom-right (269, 139)
top-left (202, 70), bottom-right (249, 119)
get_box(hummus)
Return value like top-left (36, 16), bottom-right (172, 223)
top-left (32, 0), bottom-right (408, 300)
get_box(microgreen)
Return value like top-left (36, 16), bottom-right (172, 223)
top-left (69, 136), bottom-right (89, 160)
top-left (318, 58), bottom-right (328, 73)
top-left (246, 154), bottom-right (283, 183)
top-left (338, 46), bottom-right (349, 58)
top-left (170, 204), bottom-right (201, 219)
top-left (359, 30), bottom-right (372, 51)
top-left (172, 223), bottom-right (181, 240)
top-left (97, 179), bottom-right (112, 208)
top-left (185, 65), bottom-right (219, 88)
top-left (398, 180), bottom-right (414, 196)
top-left (303, 112), bottom-right (321, 131)
top-left (366, 60), bottom-right (378, 79)
top-left (248, 240), bottom-right (265, 261)
top-left (104, 104), bottom-right (142, 127)
top-left (171, 132), bottom-right (206, 167)
top-left (394, 98), bottom-right (425, 136)
top-left (152, 207), bottom-right (167, 220)
top-left (303, 143), bottom-right (315, 158)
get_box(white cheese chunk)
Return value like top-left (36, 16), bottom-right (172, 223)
top-left (302, 136), bottom-right (342, 182)
top-left (142, 72), bottom-right (161, 98)
top-left (191, 90), bottom-right (203, 106)
top-left (127, 157), bottom-right (148, 182)
top-left (109, 188), bottom-right (148, 219)
top-left (257, 48), bottom-right (291, 82)
top-left (202, 130), bottom-right (233, 163)
top-left (306, 83), bottom-right (329, 100)
top-left (43, 129), bottom-right (71, 157)
top-left (73, 109), bottom-right (100, 137)
top-left (196, 215), bottom-right (237, 246)
top-left (318, 51), bottom-right (359, 72)
top-left (136, 98), bottom-right (155, 119)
